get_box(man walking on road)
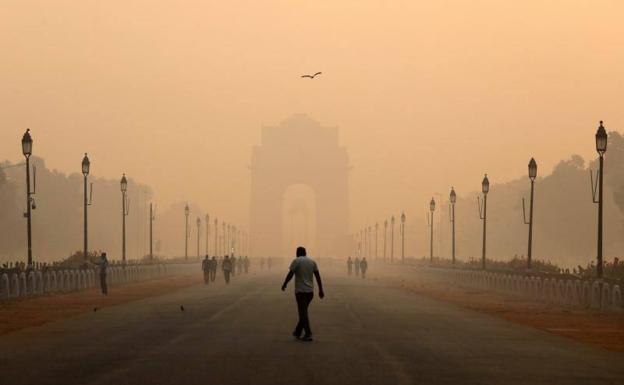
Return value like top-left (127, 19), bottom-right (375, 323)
top-left (202, 256), bottom-right (211, 285)
top-left (360, 257), bottom-right (368, 279)
top-left (222, 255), bottom-right (232, 284)
top-left (92, 252), bottom-right (109, 295)
top-left (281, 246), bottom-right (324, 342)
top-left (210, 256), bottom-right (217, 282)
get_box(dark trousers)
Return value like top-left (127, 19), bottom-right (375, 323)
top-left (224, 270), bottom-right (230, 283)
top-left (203, 271), bottom-right (210, 284)
top-left (294, 292), bottom-right (314, 337)
top-left (210, 269), bottom-right (216, 281)
top-left (100, 273), bottom-right (108, 295)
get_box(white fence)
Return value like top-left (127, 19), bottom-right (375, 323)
top-left (418, 267), bottom-right (623, 312)
top-left (0, 264), bottom-right (192, 301)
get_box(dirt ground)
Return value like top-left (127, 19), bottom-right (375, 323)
top-left (0, 275), bottom-right (201, 336)
top-left (379, 276), bottom-right (624, 352)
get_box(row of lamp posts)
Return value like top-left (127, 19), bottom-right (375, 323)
top-left (184, 205), bottom-right (247, 260)
top-left (356, 121), bottom-right (608, 279)
top-left (357, 212), bottom-right (408, 263)
top-left (16, 122), bottom-right (609, 277)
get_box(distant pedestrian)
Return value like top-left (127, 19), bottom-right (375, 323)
top-left (347, 257), bottom-right (353, 275)
top-left (244, 256), bottom-right (250, 274)
top-left (281, 247), bottom-right (324, 342)
top-left (93, 252), bottom-right (109, 295)
top-left (230, 256), bottom-right (237, 277)
top-left (210, 256), bottom-right (217, 281)
top-left (237, 257), bottom-right (243, 275)
top-left (360, 257), bottom-right (368, 279)
top-left (202, 256), bottom-right (211, 285)
top-left (222, 255), bottom-right (232, 284)
top-left (354, 257), bottom-right (361, 277)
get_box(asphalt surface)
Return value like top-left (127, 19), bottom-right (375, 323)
top-left (1, 269), bottom-right (623, 385)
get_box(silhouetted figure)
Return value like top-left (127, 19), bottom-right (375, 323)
top-left (210, 256), bottom-right (217, 281)
top-left (347, 257), bottom-right (353, 275)
top-left (354, 257), bottom-right (361, 277)
top-left (94, 252), bottom-right (109, 295)
top-left (202, 256), bottom-right (211, 285)
top-left (237, 257), bottom-right (243, 275)
top-left (360, 257), bottom-right (368, 279)
top-left (281, 247), bottom-right (324, 342)
top-left (222, 255), bottom-right (232, 284)
top-left (244, 256), bottom-right (250, 274)
top-left (230, 256), bottom-right (237, 277)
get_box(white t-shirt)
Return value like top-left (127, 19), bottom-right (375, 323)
top-left (289, 256), bottom-right (318, 293)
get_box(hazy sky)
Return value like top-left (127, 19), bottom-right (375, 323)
top-left (2, 0), bottom-right (623, 232)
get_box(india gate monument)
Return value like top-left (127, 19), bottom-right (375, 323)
top-left (250, 114), bottom-right (349, 258)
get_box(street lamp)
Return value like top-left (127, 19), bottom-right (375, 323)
top-left (428, 199), bottom-right (435, 263)
top-left (120, 174), bottom-right (129, 265)
top-left (522, 158), bottom-right (537, 271)
top-left (383, 219), bottom-right (388, 261)
top-left (227, 224), bottom-right (231, 256)
top-left (449, 187), bottom-right (457, 266)
top-left (214, 218), bottom-right (218, 255)
top-left (149, 203), bottom-right (156, 261)
top-left (400, 212), bottom-right (406, 263)
top-left (390, 216), bottom-right (395, 262)
top-left (375, 222), bottom-right (379, 260)
top-left (184, 204), bottom-right (190, 260)
top-left (205, 214), bottom-right (210, 256)
top-left (81, 153), bottom-right (92, 260)
top-left (477, 174), bottom-right (489, 270)
top-left (21, 129), bottom-right (36, 268)
top-left (591, 121), bottom-right (608, 280)
top-left (196, 217), bottom-right (201, 259)
top-left (222, 222), bottom-right (226, 256)
top-left (366, 226), bottom-right (373, 259)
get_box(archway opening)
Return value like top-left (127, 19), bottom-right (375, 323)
top-left (281, 184), bottom-right (318, 257)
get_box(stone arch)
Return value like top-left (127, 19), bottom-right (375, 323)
top-left (250, 115), bottom-right (349, 257)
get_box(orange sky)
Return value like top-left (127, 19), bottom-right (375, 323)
top-left (1, 0), bottom-right (623, 232)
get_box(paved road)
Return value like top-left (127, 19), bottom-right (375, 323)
top-left (1, 269), bottom-right (623, 385)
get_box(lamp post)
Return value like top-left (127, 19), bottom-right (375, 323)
top-left (205, 214), bottom-right (210, 256)
top-left (196, 217), bottom-right (201, 259)
top-left (149, 203), bottom-right (156, 261)
top-left (390, 216), bottom-right (395, 262)
top-left (214, 218), bottom-right (219, 255)
top-left (184, 204), bottom-right (190, 260)
top-left (222, 222), bottom-right (226, 256)
top-left (81, 153), bottom-right (91, 260)
top-left (375, 222), bottom-right (379, 260)
top-left (383, 219), bottom-right (388, 260)
top-left (227, 224), bottom-right (231, 256)
top-left (367, 226), bottom-right (371, 258)
top-left (21, 129), bottom-right (35, 269)
top-left (120, 174), bottom-right (129, 265)
top-left (428, 199), bottom-right (435, 263)
top-left (477, 174), bottom-right (489, 270)
top-left (400, 212), bottom-right (406, 263)
top-left (522, 159), bottom-right (537, 271)
top-left (449, 187), bottom-right (457, 266)
top-left (591, 121), bottom-right (608, 280)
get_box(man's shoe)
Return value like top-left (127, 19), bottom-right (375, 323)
top-left (300, 335), bottom-right (313, 342)
top-left (292, 332), bottom-right (301, 340)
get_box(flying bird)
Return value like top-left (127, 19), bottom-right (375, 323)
top-left (301, 72), bottom-right (322, 79)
